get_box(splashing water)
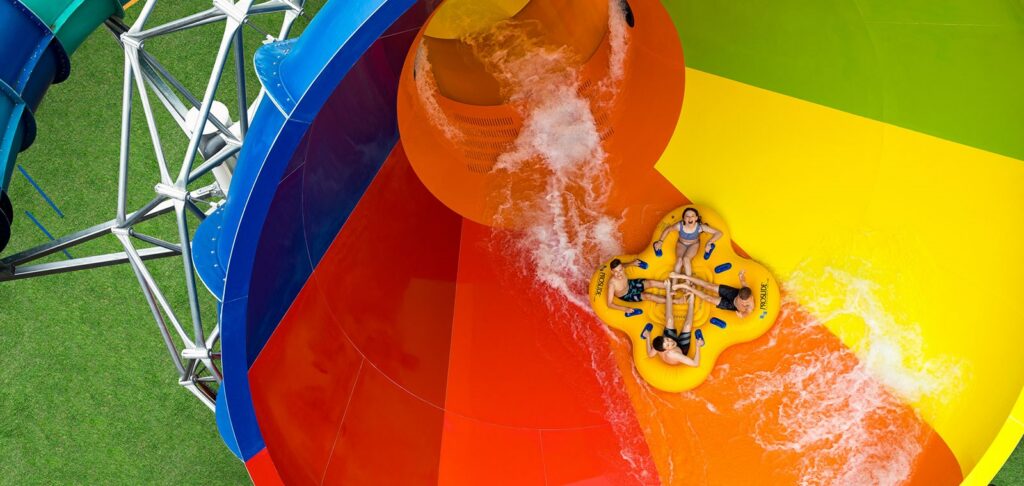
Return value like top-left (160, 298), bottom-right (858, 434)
top-left (453, 2), bottom-right (653, 480)
top-left (461, 2), bottom-right (630, 312)
top-left (415, 3), bottom-right (963, 484)
top-left (605, 0), bottom-right (630, 85)
top-left (787, 265), bottom-right (966, 410)
top-left (723, 264), bottom-right (965, 486)
top-left (415, 0), bottom-right (633, 312)
top-left (604, 261), bottom-right (967, 485)
top-left (733, 342), bottom-right (923, 486)
top-left (413, 45), bottom-right (463, 141)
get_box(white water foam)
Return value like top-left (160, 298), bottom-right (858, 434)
top-left (452, 4), bottom-right (655, 482)
top-left (459, 13), bottom-right (624, 313)
top-left (719, 264), bottom-right (966, 486)
top-left (733, 343), bottom-right (922, 486)
top-left (413, 44), bottom-right (463, 141)
top-left (605, 0), bottom-right (630, 85)
top-left (418, 4), bottom-right (963, 482)
top-left (787, 265), bottom-right (966, 409)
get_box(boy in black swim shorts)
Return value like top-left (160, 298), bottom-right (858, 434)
top-left (605, 259), bottom-right (674, 316)
top-left (642, 285), bottom-right (704, 367)
top-left (673, 271), bottom-right (755, 318)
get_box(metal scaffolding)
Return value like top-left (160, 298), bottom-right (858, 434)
top-left (0, 0), bottom-right (306, 410)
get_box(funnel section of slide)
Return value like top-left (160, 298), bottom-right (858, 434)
top-left (0, 0), bottom-right (126, 252)
top-left (205, 0), bottom-right (1024, 484)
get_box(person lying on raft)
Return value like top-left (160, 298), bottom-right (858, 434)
top-left (653, 207), bottom-right (722, 276)
top-left (641, 285), bottom-right (703, 367)
top-left (606, 258), bottom-right (675, 317)
top-left (673, 270), bottom-right (755, 318)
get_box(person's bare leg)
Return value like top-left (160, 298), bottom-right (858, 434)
top-left (642, 293), bottom-right (666, 304)
top-left (674, 240), bottom-right (690, 274)
top-left (664, 279), bottom-right (676, 331)
top-left (682, 294), bottom-right (695, 333)
top-left (670, 273), bottom-right (718, 293)
top-left (644, 279), bottom-right (667, 290)
top-left (633, 278), bottom-right (667, 304)
top-left (682, 243), bottom-right (699, 276)
top-left (678, 283), bottom-right (718, 306)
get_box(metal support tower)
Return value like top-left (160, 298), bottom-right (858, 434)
top-left (0, 0), bottom-right (306, 410)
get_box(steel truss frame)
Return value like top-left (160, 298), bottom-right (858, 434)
top-left (0, 0), bottom-right (306, 410)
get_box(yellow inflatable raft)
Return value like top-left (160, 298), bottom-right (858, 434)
top-left (589, 205), bottom-right (781, 392)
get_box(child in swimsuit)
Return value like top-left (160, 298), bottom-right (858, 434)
top-left (605, 258), bottom-right (672, 316)
top-left (642, 285), bottom-right (704, 367)
top-left (653, 207), bottom-right (722, 276)
top-left (672, 271), bottom-right (756, 318)
top-left (619, 278), bottom-right (648, 302)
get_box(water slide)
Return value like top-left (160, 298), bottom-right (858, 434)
top-left (204, 0), bottom-right (1024, 483)
top-left (3, 0), bottom-right (1022, 484)
top-left (0, 0), bottom-right (127, 250)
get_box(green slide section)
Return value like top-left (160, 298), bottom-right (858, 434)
top-left (21, 0), bottom-right (127, 54)
top-left (668, 0), bottom-right (1024, 161)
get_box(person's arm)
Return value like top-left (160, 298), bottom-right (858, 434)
top-left (739, 298), bottom-right (754, 318)
top-left (690, 338), bottom-right (703, 366)
top-left (684, 294), bottom-right (694, 330)
top-left (670, 342), bottom-right (701, 367)
top-left (645, 334), bottom-right (657, 358)
top-left (605, 288), bottom-right (631, 312)
top-left (626, 259), bottom-right (648, 269)
top-left (736, 270), bottom-right (751, 318)
top-left (653, 224), bottom-right (676, 252)
top-left (703, 225), bottom-right (722, 253)
top-left (664, 283), bottom-right (675, 331)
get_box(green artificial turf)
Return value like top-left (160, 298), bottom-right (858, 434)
top-left (993, 438), bottom-right (1024, 486)
top-left (0, 2), bottom-right (322, 484)
top-left (0, 1), bottom-right (1020, 485)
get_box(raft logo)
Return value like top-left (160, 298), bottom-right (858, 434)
top-left (595, 269), bottom-right (607, 297)
top-left (759, 280), bottom-right (769, 317)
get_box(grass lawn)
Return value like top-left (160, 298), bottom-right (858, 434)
top-left (995, 440), bottom-right (1024, 486)
top-left (0, 1), bottom-right (1020, 485)
top-left (0, 2), bottom-right (322, 484)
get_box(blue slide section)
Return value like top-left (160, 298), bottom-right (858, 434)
top-left (191, 0), bottom-right (423, 461)
top-left (0, 0), bottom-right (73, 252)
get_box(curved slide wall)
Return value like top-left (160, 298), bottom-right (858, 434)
top-left (0, 0), bottom-right (126, 252)
top-left (186, 0), bottom-right (1023, 484)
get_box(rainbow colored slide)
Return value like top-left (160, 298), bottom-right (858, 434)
top-left (203, 1), bottom-right (1023, 483)
top-left (3, 0), bottom-right (1021, 484)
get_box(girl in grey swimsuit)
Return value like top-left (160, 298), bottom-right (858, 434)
top-left (654, 207), bottom-right (722, 276)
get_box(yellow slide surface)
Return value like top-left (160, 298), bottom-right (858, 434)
top-left (656, 68), bottom-right (1024, 476)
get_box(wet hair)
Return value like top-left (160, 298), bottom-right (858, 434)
top-left (738, 287), bottom-right (752, 300)
top-left (610, 258), bottom-right (622, 269)
top-left (652, 336), bottom-right (667, 352)
top-left (682, 207), bottom-right (703, 225)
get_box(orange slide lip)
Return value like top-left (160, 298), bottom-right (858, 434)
top-left (397, 0), bottom-right (686, 230)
